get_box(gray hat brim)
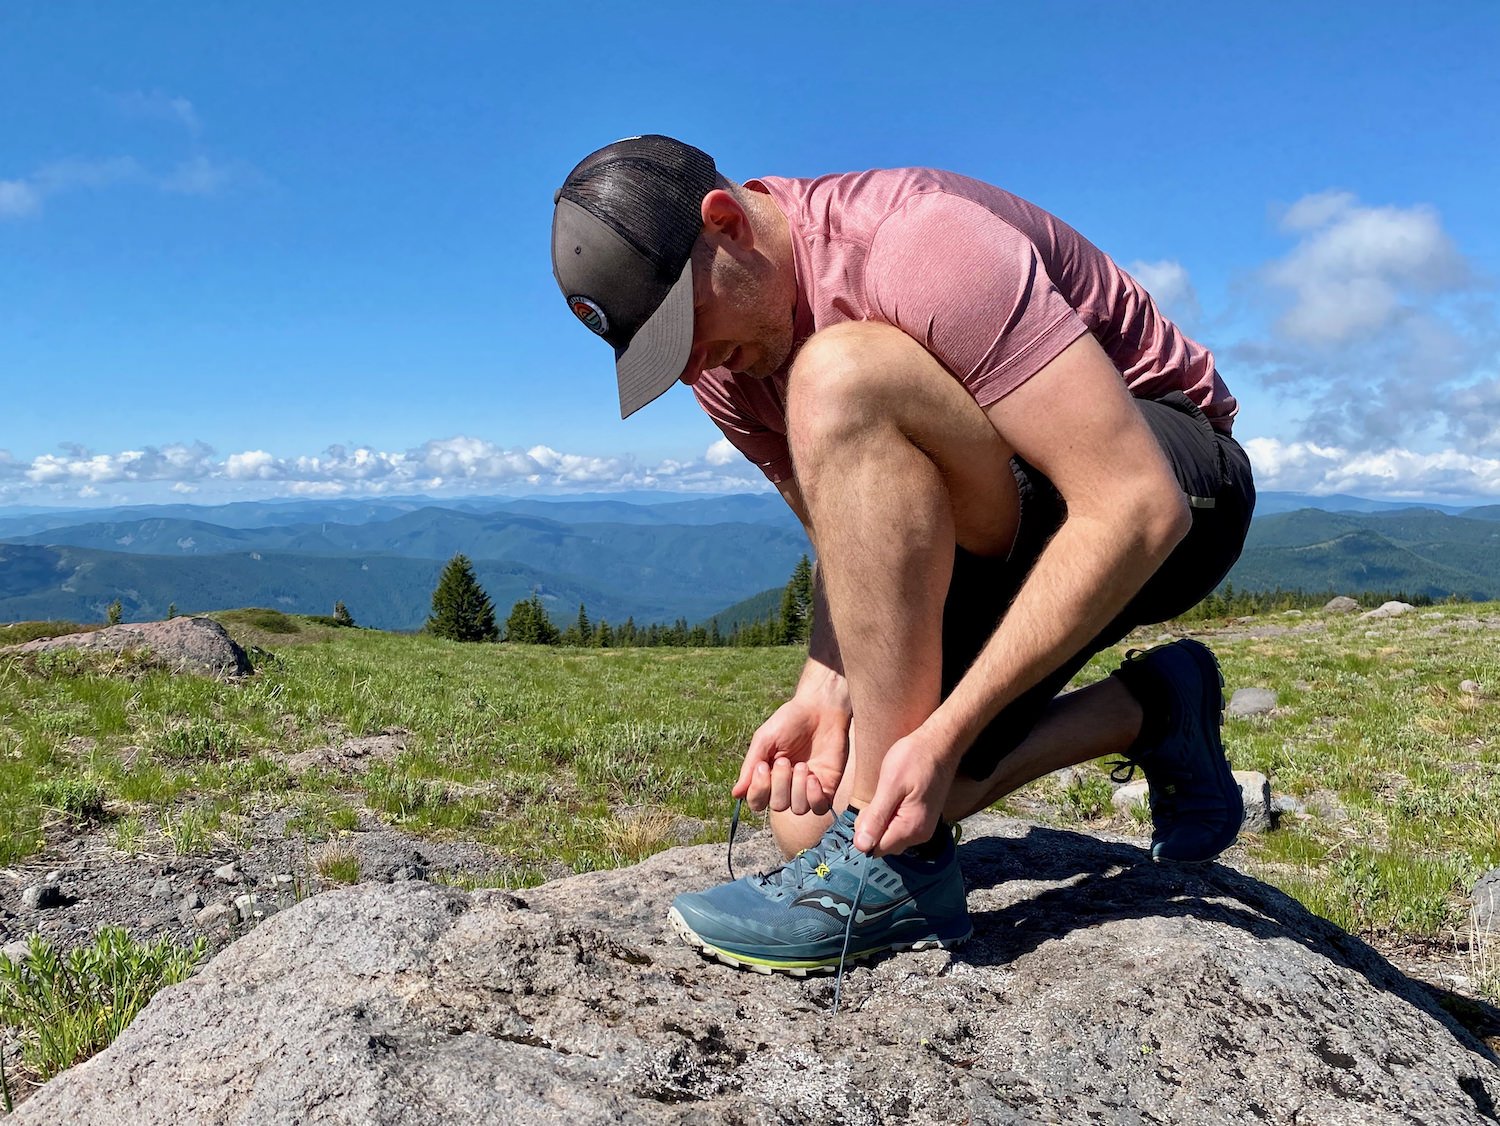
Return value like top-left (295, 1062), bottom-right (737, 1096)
top-left (615, 259), bottom-right (695, 419)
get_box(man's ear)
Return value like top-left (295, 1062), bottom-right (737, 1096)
top-left (701, 189), bottom-right (753, 249)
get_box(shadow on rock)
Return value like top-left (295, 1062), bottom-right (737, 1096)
top-left (958, 824), bottom-right (1497, 1067)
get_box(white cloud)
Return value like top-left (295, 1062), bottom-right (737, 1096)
top-left (0, 180), bottom-right (41, 218)
top-left (113, 90), bottom-right (200, 133)
top-left (32, 157), bottom-right (147, 193)
top-left (1, 436), bottom-right (776, 505)
top-left (1127, 259), bottom-right (1202, 327)
top-left (705, 437), bottom-right (737, 466)
top-left (1229, 189), bottom-right (1496, 459)
top-left (160, 156), bottom-right (245, 196)
top-left (1244, 436), bottom-right (1500, 498)
top-left (0, 155), bottom-right (255, 220)
top-left (1265, 192), bottom-right (1468, 345)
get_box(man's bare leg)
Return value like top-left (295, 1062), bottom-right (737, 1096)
top-left (769, 675), bottom-right (1143, 857)
top-left (783, 321), bottom-right (1019, 839)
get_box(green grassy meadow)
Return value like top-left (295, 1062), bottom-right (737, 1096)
top-left (3, 604), bottom-right (1498, 993)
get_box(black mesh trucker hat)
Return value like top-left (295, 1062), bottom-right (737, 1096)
top-left (551, 135), bottom-right (717, 418)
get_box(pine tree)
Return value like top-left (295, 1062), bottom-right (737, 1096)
top-left (333, 601), bottom-right (356, 627)
top-left (779, 554), bottom-right (814, 644)
top-left (575, 604), bottom-right (592, 645)
top-left (166, 602), bottom-right (177, 620)
top-left (106, 599), bottom-right (123, 626)
top-left (426, 554), bottom-right (498, 642)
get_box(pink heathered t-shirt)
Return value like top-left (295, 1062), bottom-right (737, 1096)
top-left (692, 168), bottom-right (1236, 485)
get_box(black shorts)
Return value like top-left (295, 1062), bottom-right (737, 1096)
top-left (948, 390), bottom-right (1256, 780)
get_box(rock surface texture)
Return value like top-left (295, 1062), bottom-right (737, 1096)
top-left (12, 816), bottom-right (1499, 1125)
top-left (2, 616), bottom-right (251, 678)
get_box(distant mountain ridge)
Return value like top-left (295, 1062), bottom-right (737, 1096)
top-left (2, 491), bottom-right (1498, 630)
top-left (0, 495), bottom-right (810, 630)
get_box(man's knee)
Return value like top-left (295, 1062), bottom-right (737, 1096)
top-left (785, 322), bottom-right (920, 451)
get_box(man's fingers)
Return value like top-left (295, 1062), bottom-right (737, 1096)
top-left (744, 761), bottom-right (772, 811)
top-left (790, 762), bottom-right (810, 816)
top-left (804, 772), bottom-right (832, 816)
top-left (854, 793), bottom-right (898, 856)
top-left (736, 729), bottom-right (774, 795)
top-left (768, 757), bottom-right (794, 812)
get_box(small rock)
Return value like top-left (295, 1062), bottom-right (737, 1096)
top-left (21, 884), bottom-right (63, 910)
top-left (1281, 609), bottom-right (1303, 617)
top-left (1049, 766), bottom-right (1086, 789)
top-left (44, 870), bottom-right (61, 884)
top-left (1460, 680), bottom-right (1481, 696)
top-left (195, 902), bottom-right (236, 930)
top-left (1227, 687), bottom-right (1277, 718)
top-left (182, 890), bottom-right (204, 910)
top-left (1359, 600), bottom-right (1414, 621)
top-left (1271, 794), bottom-right (1306, 818)
top-left (1419, 611), bottom-right (1444, 620)
top-left (234, 893), bottom-right (258, 922)
top-left (1234, 771), bottom-right (1273, 833)
top-left (149, 877), bottom-right (173, 900)
top-left (390, 865), bottom-right (426, 883)
top-left (214, 862), bottom-right (241, 884)
top-left (1473, 869), bottom-right (1500, 935)
top-left (1323, 596), bottom-right (1360, 614)
top-left (2, 939), bottom-right (30, 964)
top-left (1110, 779), bottom-right (1150, 813)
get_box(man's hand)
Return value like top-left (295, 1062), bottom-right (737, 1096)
top-left (853, 724), bottom-right (960, 855)
top-left (734, 692), bottom-right (851, 816)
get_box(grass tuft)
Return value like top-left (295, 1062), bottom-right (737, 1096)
top-left (313, 838), bottom-right (361, 884)
top-left (0, 927), bottom-right (205, 1082)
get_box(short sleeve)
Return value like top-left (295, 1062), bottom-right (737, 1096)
top-left (692, 373), bottom-right (794, 484)
top-left (867, 193), bottom-right (1088, 406)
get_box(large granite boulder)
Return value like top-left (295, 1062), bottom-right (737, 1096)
top-left (11, 816), bottom-right (1498, 1124)
top-left (2, 616), bottom-right (251, 678)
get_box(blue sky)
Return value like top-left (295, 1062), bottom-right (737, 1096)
top-left (2, 2), bottom-right (1497, 507)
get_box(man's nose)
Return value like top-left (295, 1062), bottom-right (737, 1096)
top-left (679, 344), bottom-right (709, 384)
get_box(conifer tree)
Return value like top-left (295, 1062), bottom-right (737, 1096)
top-left (779, 554), bottom-right (814, 644)
top-left (504, 593), bottom-right (560, 644)
top-left (426, 554), bottom-right (498, 642)
top-left (106, 599), bottom-right (123, 626)
top-left (333, 601), bottom-right (355, 627)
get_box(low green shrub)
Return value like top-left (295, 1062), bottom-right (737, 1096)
top-left (29, 775), bottom-right (109, 823)
top-left (0, 927), bottom-right (206, 1082)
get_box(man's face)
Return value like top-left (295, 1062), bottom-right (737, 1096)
top-left (676, 231), bottom-right (793, 387)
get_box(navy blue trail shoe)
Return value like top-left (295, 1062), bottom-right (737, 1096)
top-left (1110, 639), bottom-right (1243, 863)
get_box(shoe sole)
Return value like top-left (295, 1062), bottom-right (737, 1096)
top-left (668, 906), bottom-right (971, 976)
top-left (1151, 639), bottom-right (1242, 864)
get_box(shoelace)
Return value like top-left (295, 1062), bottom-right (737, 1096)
top-left (726, 798), bottom-right (742, 880)
top-left (830, 844), bottom-right (869, 1018)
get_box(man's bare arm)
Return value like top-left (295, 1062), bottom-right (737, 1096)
top-left (929, 331), bottom-right (1190, 756)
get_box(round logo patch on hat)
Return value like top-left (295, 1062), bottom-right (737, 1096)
top-left (568, 295), bottom-right (609, 336)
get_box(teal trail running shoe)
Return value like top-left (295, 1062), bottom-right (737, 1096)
top-left (670, 809), bottom-right (971, 976)
top-left (1111, 638), bottom-right (1243, 863)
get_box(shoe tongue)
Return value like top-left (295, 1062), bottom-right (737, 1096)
top-left (761, 814), bottom-right (855, 889)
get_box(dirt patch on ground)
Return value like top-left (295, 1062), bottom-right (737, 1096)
top-left (281, 728), bottom-right (410, 774)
